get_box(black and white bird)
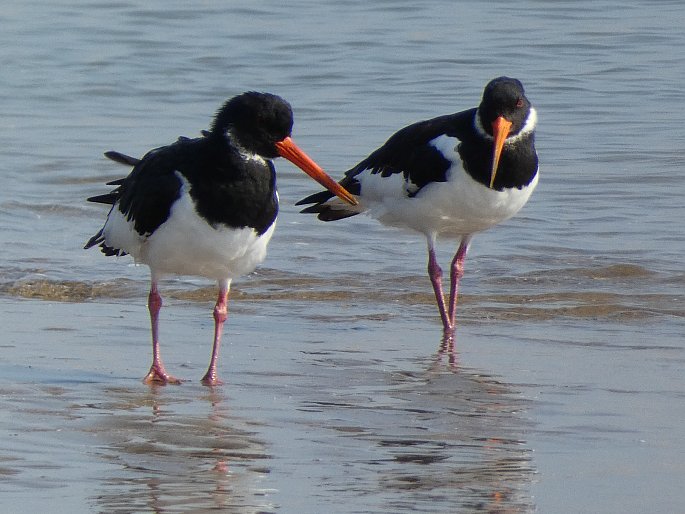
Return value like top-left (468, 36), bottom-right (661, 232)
top-left (85, 92), bottom-right (357, 386)
top-left (297, 77), bottom-right (538, 339)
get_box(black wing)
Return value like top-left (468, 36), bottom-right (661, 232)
top-left (84, 139), bottom-right (200, 252)
top-left (297, 109), bottom-right (475, 220)
top-left (115, 145), bottom-right (188, 237)
top-left (86, 135), bottom-right (194, 206)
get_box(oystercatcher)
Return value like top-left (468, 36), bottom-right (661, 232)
top-left (297, 77), bottom-right (538, 338)
top-left (85, 92), bottom-right (357, 386)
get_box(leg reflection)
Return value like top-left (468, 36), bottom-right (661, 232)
top-left (436, 330), bottom-right (459, 369)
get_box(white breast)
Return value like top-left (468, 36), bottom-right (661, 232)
top-left (357, 135), bottom-right (538, 238)
top-left (102, 177), bottom-right (275, 280)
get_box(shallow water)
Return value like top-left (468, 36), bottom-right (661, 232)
top-left (1, 0), bottom-right (684, 512)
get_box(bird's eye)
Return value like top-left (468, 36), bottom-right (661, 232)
top-left (516, 98), bottom-right (524, 108)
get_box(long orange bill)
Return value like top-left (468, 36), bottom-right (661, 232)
top-left (275, 137), bottom-right (358, 205)
top-left (490, 116), bottom-right (513, 189)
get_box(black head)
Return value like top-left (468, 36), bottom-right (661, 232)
top-left (210, 92), bottom-right (294, 158)
top-left (478, 77), bottom-right (532, 137)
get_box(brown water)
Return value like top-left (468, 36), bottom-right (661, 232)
top-left (1, 0), bottom-right (685, 512)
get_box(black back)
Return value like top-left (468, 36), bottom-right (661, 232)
top-left (85, 92), bottom-right (295, 254)
top-left (297, 77), bottom-right (538, 219)
top-left (117, 137), bottom-right (278, 237)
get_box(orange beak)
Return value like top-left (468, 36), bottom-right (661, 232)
top-left (490, 116), bottom-right (513, 189)
top-left (275, 137), bottom-right (358, 205)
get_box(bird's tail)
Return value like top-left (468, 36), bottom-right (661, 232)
top-left (296, 176), bottom-right (364, 221)
top-left (83, 150), bottom-right (139, 256)
top-left (85, 151), bottom-right (139, 205)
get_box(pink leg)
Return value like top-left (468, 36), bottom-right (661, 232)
top-left (447, 236), bottom-right (471, 328)
top-left (143, 280), bottom-right (182, 385)
top-left (427, 237), bottom-right (453, 334)
top-left (201, 279), bottom-right (231, 386)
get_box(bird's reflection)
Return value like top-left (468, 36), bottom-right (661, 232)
top-left (202, 388), bottom-right (231, 476)
top-left (379, 330), bottom-right (535, 512)
top-left (91, 384), bottom-right (271, 513)
top-left (435, 329), bottom-right (459, 368)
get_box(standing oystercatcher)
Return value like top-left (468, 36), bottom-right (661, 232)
top-left (85, 92), bottom-right (357, 386)
top-left (297, 77), bottom-right (538, 339)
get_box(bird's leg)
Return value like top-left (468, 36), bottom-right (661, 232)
top-left (447, 236), bottom-right (471, 328)
top-left (143, 280), bottom-right (182, 385)
top-left (201, 279), bottom-right (231, 386)
top-left (427, 237), bottom-right (453, 334)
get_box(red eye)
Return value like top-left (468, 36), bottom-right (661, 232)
top-left (516, 98), bottom-right (524, 108)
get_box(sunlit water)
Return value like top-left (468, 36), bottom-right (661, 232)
top-left (1, 0), bottom-right (684, 512)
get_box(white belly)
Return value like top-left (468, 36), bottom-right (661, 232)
top-left (102, 189), bottom-right (275, 280)
top-left (357, 135), bottom-right (538, 238)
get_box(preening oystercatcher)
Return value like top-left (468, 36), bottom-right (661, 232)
top-left (85, 92), bottom-right (357, 386)
top-left (297, 77), bottom-right (538, 339)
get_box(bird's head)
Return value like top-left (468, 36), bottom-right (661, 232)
top-left (477, 77), bottom-right (534, 188)
top-left (212, 92), bottom-right (357, 205)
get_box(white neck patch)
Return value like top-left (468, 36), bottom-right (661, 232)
top-left (226, 129), bottom-right (268, 165)
top-left (474, 107), bottom-right (537, 145)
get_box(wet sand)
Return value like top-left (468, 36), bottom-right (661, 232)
top-left (2, 276), bottom-right (684, 513)
top-left (1, 296), bottom-right (536, 513)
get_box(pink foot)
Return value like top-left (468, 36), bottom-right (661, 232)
top-left (200, 371), bottom-right (224, 387)
top-left (143, 364), bottom-right (183, 385)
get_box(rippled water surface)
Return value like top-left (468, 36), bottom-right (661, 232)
top-left (1, 0), bottom-right (684, 512)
